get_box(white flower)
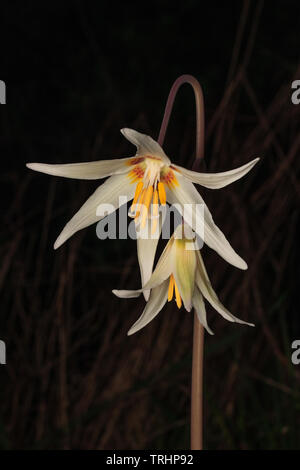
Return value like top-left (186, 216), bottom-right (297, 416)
top-left (113, 224), bottom-right (254, 335)
top-left (26, 128), bottom-right (259, 291)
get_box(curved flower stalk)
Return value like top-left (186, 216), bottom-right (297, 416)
top-left (26, 128), bottom-right (259, 282)
top-left (113, 224), bottom-right (254, 336)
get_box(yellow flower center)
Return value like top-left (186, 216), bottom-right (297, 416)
top-left (128, 157), bottom-right (165, 229)
top-left (127, 156), bottom-right (179, 231)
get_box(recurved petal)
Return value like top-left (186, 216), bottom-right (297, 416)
top-left (54, 174), bottom-right (135, 249)
top-left (112, 289), bottom-right (141, 298)
top-left (192, 287), bottom-right (214, 335)
top-left (172, 158), bottom-right (259, 189)
top-left (26, 157), bottom-right (133, 180)
top-left (121, 128), bottom-right (171, 165)
top-left (166, 175), bottom-right (248, 270)
top-left (136, 214), bottom-right (162, 301)
top-left (127, 280), bottom-right (169, 335)
top-left (196, 250), bottom-right (254, 327)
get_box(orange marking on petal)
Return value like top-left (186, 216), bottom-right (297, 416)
top-left (161, 169), bottom-right (179, 189)
top-left (127, 157), bottom-right (145, 166)
top-left (128, 165), bottom-right (145, 183)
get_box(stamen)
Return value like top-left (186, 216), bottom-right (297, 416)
top-left (144, 186), bottom-right (154, 211)
top-left (135, 188), bottom-right (146, 219)
top-left (140, 186), bottom-right (153, 228)
top-left (158, 182), bottom-right (166, 205)
top-left (174, 279), bottom-right (182, 309)
top-left (144, 168), bottom-right (150, 181)
top-left (130, 181), bottom-right (143, 214)
top-left (168, 274), bottom-right (175, 301)
top-left (151, 189), bottom-right (159, 234)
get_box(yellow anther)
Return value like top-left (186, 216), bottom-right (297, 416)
top-left (168, 274), bottom-right (175, 301)
top-left (144, 186), bottom-right (154, 210)
top-left (133, 181), bottom-right (143, 205)
top-left (135, 188), bottom-right (146, 219)
top-left (151, 189), bottom-right (159, 234)
top-left (130, 181), bottom-right (143, 213)
top-left (140, 186), bottom-right (154, 228)
top-left (174, 279), bottom-right (182, 309)
top-left (158, 182), bottom-right (166, 205)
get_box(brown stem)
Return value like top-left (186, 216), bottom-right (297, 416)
top-left (158, 74), bottom-right (205, 450)
top-left (158, 74), bottom-right (204, 162)
top-left (191, 313), bottom-right (204, 449)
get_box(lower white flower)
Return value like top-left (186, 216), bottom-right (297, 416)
top-left (113, 224), bottom-right (254, 335)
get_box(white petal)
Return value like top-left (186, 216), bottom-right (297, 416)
top-left (196, 251), bottom-right (254, 327)
top-left (112, 289), bottom-right (141, 299)
top-left (136, 215), bottom-right (162, 301)
top-left (54, 174), bottom-right (135, 249)
top-left (192, 287), bottom-right (214, 335)
top-left (121, 128), bottom-right (171, 165)
top-left (166, 175), bottom-right (248, 270)
top-left (26, 157), bottom-right (133, 180)
top-left (127, 280), bottom-right (169, 335)
top-left (141, 237), bottom-right (175, 290)
top-left (172, 158), bottom-right (259, 189)
top-left (172, 239), bottom-right (197, 312)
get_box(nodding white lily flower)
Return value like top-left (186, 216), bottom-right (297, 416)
top-left (113, 224), bottom-right (254, 336)
top-left (26, 128), bottom-right (259, 287)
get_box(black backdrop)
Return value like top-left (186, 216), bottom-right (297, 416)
top-left (0, 0), bottom-right (299, 450)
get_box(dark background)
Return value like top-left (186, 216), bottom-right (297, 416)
top-left (0, 0), bottom-right (299, 449)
